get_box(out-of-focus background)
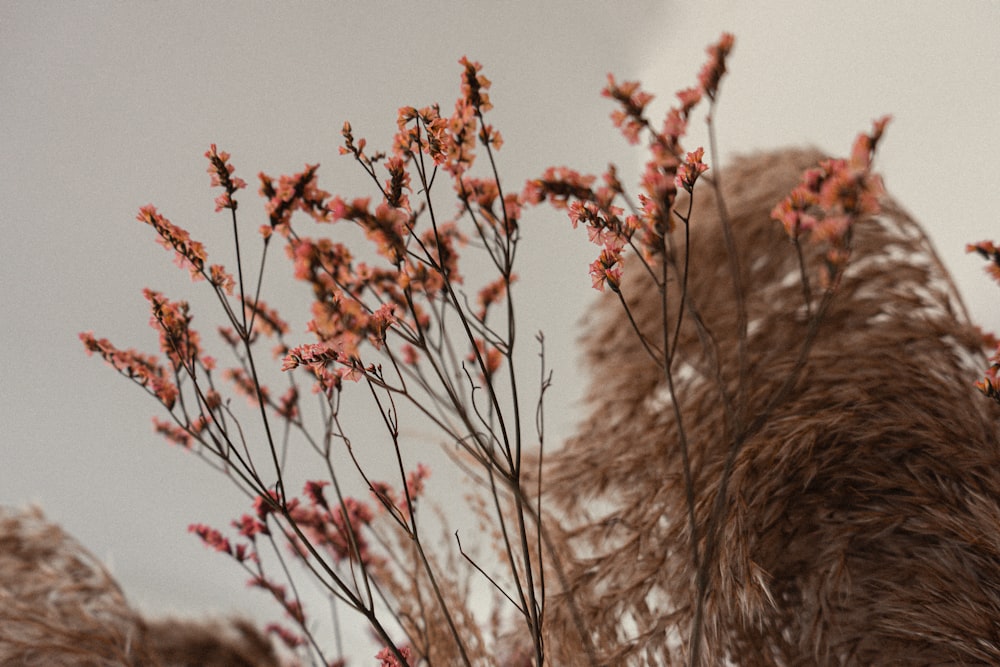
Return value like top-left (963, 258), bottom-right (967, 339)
top-left (2, 0), bottom-right (997, 659)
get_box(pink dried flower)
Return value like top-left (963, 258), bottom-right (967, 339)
top-left (258, 164), bottom-right (328, 232)
top-left (589, 242), bottom-right (624, 292)
top-left (152, 417), bottom-right (191, 447)
top-left (469, 338), bottom-right (503, 376)
top-left (676, 147), bottom-right (709, 193)
top-left (771, 116), bottom-right (891, 285)
top-left (458, 56), bottom-right (491, 111)
top-left (303, 480), bottom-right (330, 508)
top-left (603, 74), bottom-right (654, 145)
top-left (80, 332), bottom-right (178, 409)
top-left (375, 645), bottom-right (412, 667)
top-left (282, 341), bottom-right (344, 372)
top-left (188, 523), bottom-right (232, 556)
top-left (205, 144), bottom-right (247, 211)
top-left (523, 166), bottom-right (596, 209)
top-left (233, 513), bottom-right (268, 539)
top-left (143, 288), bottom-right (203, 370)
top-left (137, 204), bottom-right (207, 281)
top-left (698, 32), bottom-right (736, 100)
top-left (676, 86), bottom-right (702, 114)
top-left (209, 264), bottom-right (235, 295)
top-left (476, 275), bottom-right (514, 319)
top-left (244, 298), bottom-right (289, 337)
top-left (265, 623), bottom-right (306, 650)
top-left (406, 463), bottom-right (430, 500)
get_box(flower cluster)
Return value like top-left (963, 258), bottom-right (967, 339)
top-left (454, 57), bottom-right (501, 173)
top-left (677, 147), bottom-right (709, 193)
top-left (205, 143), bottom-right (247, 212)
top-left (698, 32), bottom-right (735, 101)
top-left (189, 522), bottom-right (253, 563)
top-left (144, 288), bottom-right (205, 371)
top-left (137, 204), bottom-right (207, 280)
top-left (258, 164), bottom-right (330, 235)
top-left (524, 33), bottom-right (730, 291)
top-left (459, 56), bottom-right (491, 112)
top-left (289, 484), bottom-right (377, 566)
top-left (79, 332), bottom-right (178, 409)
top-left (771, 115), bottom-right (891, 286)
top-left (376, 645), bottom-right (412, 667)
top-left (81, 280), bottom-right (224, 454)
top-left (368, 464), bottom-right (432, 523)
top-left (243, 297), bottom-right (290, 339)
top-left (186, 466), bottom-right (425, 661)
top-left (243, 56), bottom-right (519, 398)
top-left (603, 74), bottom-right (655, 145)
top-left (136, 204), bottom-right (236, 295)
top-left (522, 166), bottom-right (597, 210)
top-left (152, 416), bottom-right (196, 447)
top-left (395, 106), bottom-right (442, 167)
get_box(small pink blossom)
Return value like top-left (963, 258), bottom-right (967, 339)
top-left (367, 302), bottom-right (396, 349)
top-left (205, 144), bottom-right (246, 211)
top-left (376, 645), bottom-right (412, 667)
top-left (675, 86), bottom-right (702, 114)
top-left (143, 288), bottom-right (203, 370)
top-left (244, 298), bottom-right (289, 337)
top-left (253, 491), bottom-right (281, 522)
top-left (80, 332), bottom-right (178, 408)
top-left (304, 480), bottom-right (330, 508)
top-left (975, 358), bottom-right (1000, 403)
top-left (209, 264), bottom-right (235, 295)
top-left (189, 523), bottom-right (232, 556)
top-left (400, 344), bottom-right (419, 365)
top-left (589, 242), bottom-right (624, 292)
top-left (698, 32), bottom-right (736, 100)
top-left (469, 338), bottom-right (503, 376)
top-left (523, 166), bottom-right (596, 209)
top-left (233, 514), bottom-right (268, 539)
top-left (282, 341), bottom-right (343, 372)
top-left (225, 367), bottom-right (271, 406)
top-left (476, 275), bottom-right (514, 319)
top-left (265, 623), bottom-right (306, 650)
top-left (770, 186), bottom-right (817, 238)
top-left (153, 417), bottom-right (191, 447)
top-left (676, 147), bottom-right (709, 193)
top-left (406, 463), bottom-right (430, 500)
top-left (458, 56), bottom-right (492, 111)
top-left (137, 204), bottom-right (207, 281)
top-left (603, 74), bottom-right (654, 145)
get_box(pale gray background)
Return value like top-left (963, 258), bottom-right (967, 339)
top-left (2, 0), bottom-right (998, 660)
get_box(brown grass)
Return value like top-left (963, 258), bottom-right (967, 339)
top-left (540, 147), bottom-right (1000, 665)
top-left (0, 505), bottom-right (284, 667)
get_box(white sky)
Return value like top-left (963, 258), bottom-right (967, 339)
top-left (2, 1), bottom-right (998, 661)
